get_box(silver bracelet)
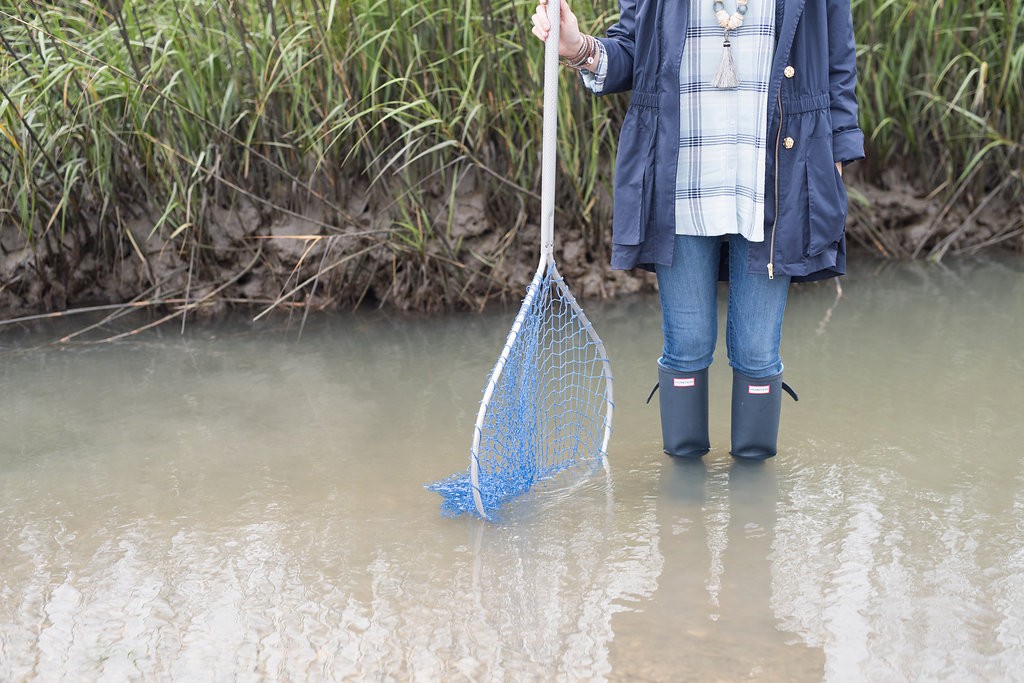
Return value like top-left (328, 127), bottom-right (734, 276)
top-left (561, 34), bottom-right (598, 71)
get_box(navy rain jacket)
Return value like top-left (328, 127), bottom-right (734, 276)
top-left (594, 0), bottom-right (865, 281)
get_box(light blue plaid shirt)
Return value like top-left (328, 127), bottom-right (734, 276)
top-left (582, 0), bottom-right (776, 241)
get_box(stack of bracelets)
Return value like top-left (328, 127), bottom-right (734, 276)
top-left (560, 34), bottom-right (599, 71)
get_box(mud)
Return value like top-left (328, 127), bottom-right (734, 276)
top-left (0, 170), bottom-right (1020, 322)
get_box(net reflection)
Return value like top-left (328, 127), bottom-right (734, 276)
top-left (1, 471), bottom-right (669, 680)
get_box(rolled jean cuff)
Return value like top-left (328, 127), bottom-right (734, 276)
top-left (658, 357), bottom-right (713, 374)
top-left (729, 360), bottom-right (785, 379)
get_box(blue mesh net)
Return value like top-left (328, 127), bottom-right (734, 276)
top-left (428, 264), bottom-right (613, 519)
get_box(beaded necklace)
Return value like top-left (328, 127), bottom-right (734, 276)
top-left (711, 0), bottom-right (748, 88)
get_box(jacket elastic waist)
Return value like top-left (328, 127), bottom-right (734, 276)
top-left (629, 91), bottom-right (659, 109)
top-left (780, 92), bottom-right (830, 114)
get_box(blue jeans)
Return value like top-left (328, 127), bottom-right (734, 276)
top-left (656, 234), bottom-right (791, 379)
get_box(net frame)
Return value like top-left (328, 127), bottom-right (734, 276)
top-left (467, 262), bottom-right (614, 518)
top-left (429, 2), bottom-right (614, 519)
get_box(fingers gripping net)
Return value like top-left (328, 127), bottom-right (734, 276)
top-left (428, 264), bottom-right (614, 518)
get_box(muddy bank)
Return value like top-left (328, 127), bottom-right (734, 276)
top-left (845, 169), bottom-right (1024, 261)
top-left (1, 170), bottom-right (1021, 325)
top-left (0, 169), bottom-right (651, 323)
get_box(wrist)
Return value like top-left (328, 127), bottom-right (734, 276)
top-left (561, 34), bottom-right (599, 71)
top-left (561, 35), bottom-right (585, 60)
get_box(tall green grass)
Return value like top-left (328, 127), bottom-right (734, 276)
top-left (852, 0), bottom-right (1023, 257)
top-left (0, 0), bottom-right (1020, 316)
top-left (0, 0), bottom-right (622, 314)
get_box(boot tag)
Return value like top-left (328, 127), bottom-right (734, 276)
top-left (748, 384), bottom-right (771, 395)
top-left (673, 377), bottom-right (696, 388)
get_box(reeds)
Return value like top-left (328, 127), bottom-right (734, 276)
top-left (852, 0), bottom-right (1024, 258)
top-left (0, 0), bottom-right (1020, 318)
top-left (0, 0), bottom-right (624, 316)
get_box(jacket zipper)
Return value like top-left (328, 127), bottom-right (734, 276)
top-left (768, 91), bottom-right (782, 279)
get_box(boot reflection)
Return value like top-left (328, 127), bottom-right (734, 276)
top-left (716, 458), bottom-right (824, 679)
top-left (611, 456), bottom-right (824, 680)
top-left (608, 457), bottom-right (714, 678)
top-left (718, 459), bottom-right (780, 653)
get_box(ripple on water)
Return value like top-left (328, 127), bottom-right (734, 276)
top-left (3, 257), bottom-right (1024, 680)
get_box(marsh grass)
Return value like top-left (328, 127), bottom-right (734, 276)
top-left (0, 0), bottom-right (1020, 319)
top-left (0, 0), bottom-right (625, 317)
top-left (852, 0), bottom-right (1024, 258)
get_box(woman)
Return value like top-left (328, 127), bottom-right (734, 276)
top-left (532, 0), bottom-right (863, 459)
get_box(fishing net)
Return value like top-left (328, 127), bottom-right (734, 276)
top-left (427, 263), bottom-right (614, 519)
top-left (427, 0), bottom-right (612, 519)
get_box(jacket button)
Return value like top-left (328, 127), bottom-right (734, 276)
top-left (783, 137), bottom-right (795, 149)
top-left (784, 65), bottom-right (795, 78)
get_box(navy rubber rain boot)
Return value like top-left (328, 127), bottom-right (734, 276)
top-left (730, 370), bottom-right (798, 460)
top-left (652, 364), bottom-right (710, 458)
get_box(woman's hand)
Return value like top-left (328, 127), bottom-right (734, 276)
top-left (531, 0), bottom-right (585, 60)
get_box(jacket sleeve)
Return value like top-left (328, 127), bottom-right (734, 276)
top-left (594, 0), bottom-right (637, 94)
top-left (826, 0), bottom-right (865, 164)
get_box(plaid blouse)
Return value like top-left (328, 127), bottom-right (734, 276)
top-left (582, 0), bottom-right (776, 241)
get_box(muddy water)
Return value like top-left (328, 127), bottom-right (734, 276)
top-left (2, 255), bottom-right (1023, 681)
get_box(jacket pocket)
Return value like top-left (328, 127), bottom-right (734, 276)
top-left (804, 134), bottom-right (847, 257)
top-left (612, 99), bottom-right (658, 246)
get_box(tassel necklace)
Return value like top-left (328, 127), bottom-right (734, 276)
top-left (711, 0), bottom-right (748, 88)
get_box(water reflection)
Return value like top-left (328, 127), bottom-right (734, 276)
top-left (772, 448), bottom-right (1024, 681)
top-left (607, 457), bottom-right (824, 680)
top-left (461, 478), bottom-right (661, 679)
top-left (1, 464), bottom-right (668, 680)
top-left (2, 254), bottom-right (1024, 680)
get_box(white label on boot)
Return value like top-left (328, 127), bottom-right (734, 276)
top-left (673, 377), bottom-right (696, 388)
top-left (749, 384), bottom-right (770, 395)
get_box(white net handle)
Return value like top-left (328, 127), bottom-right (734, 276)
top-left (538, 0), bottom-right (560, 271)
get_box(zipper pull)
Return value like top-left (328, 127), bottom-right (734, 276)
top-left (767, 262), bottom-right (774, 279)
